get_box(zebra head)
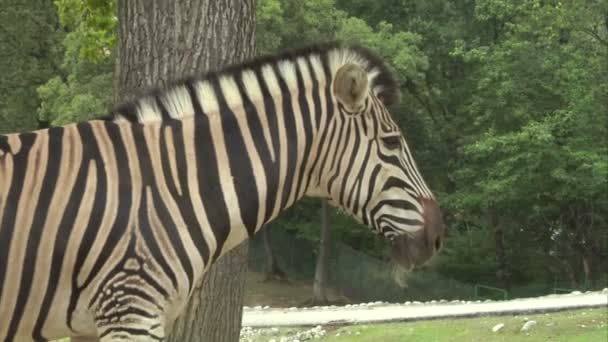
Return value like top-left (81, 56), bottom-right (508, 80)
top-left (310, 48), bottom-right (445, 270)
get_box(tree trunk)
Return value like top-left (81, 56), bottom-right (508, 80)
top-left (582, 256), bottom-right (592, 290)
top-left (169, 246), bottom-right (249, 342)
top-left (491, 211), bottom-right (510, 290)
top-left (262, 226), bottom-right (287, 281)
top-left (313, 200), bottom-right (331, 304)
top-left (114, 1), bottom-right (255, 341)
top-left (114, 0), bottom-right (255, 101)
top-left (563, 259), bottom-right (579, 289)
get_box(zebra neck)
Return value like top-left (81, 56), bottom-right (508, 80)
top-left (112, 58), bottom-right (336, 260)
top-left (178, 88), bottom-right (330, 260)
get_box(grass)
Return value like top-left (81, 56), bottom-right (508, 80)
top-left (244, 272), bottom-right (606, 341)
top-left (319, 307), bottom-right (608, 342)
top-left (55, 308), bottom-right (607, 341)
top-left (52, 274), bottom-right (607, 341)
top-left (245, 307), bottom-right (607, 342)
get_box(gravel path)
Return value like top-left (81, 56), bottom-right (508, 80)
top-left (242, 290), bottom-right (608, 327)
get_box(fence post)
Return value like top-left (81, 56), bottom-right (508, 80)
top-left (474, 284), bottom-right (508, 300)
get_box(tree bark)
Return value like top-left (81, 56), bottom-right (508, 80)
top-left (169, 246), bottom-right (249, 342)
top-left (313, 200), bottom-right (331, 304)
top-left (114, 1), bottom-right (255, 341)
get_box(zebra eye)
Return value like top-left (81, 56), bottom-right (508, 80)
top-left (380, 135), bottom-right (402, 150)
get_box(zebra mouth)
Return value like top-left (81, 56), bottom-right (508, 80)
top-left (387, 236), bottom-right (415, 271)
top-left (386, 230), bottom-right (435, 271)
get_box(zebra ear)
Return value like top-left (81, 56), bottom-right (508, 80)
top-left (333, 63), bottom-right (369, 111)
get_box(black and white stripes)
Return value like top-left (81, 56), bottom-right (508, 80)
top-left (0, 42), bottom-right (444, 341)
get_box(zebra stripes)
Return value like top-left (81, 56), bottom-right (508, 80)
top-left (0, 42), bottom-right (444, 341)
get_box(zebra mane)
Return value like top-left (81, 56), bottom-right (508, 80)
top-left (108, 41), bottom-right (399, 123)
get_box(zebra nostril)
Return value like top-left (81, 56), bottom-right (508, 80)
top-left (434, 236), bottom-right (442, 251)
top-left (419, 197), bottom-right (444, 254)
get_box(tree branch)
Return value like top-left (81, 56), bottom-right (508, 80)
top-left (402, 79), bottom-right (441, 128)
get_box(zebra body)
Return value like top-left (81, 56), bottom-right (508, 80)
top-left (0, 43), bottom-right (444, 341)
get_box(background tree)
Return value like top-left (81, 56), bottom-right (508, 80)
top-left (36, 0), bottom-right (115, 127)
top-left (312, 200), bottom-right (332, 304)
top-left (114, 1), bottom-right (255, 341)
top-left (263, 0), bottom-right (605, 296)
top-left (261, 226), bottom-right (288, 281)
top-left (0, 0), bottom-right (61, 133)
top-left (445, 0), bottom-right (608, 290)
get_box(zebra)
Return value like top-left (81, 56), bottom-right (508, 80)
top-left (0, 42), bottom-right (444, 341)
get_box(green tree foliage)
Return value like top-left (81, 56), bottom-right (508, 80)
top-left (36, 0), bottom-right (115, 126)
top-left (446, 0), bottom-right (608, 289)
top-left (335, 0), bottom-right (607, 291)
top-left (257, 0), bottom-right (347, 53)
top-left (54, 0), bottom-right (117, 61)
top-left (257, 0), bottom-right (429, 86)
top-left (261, 0), bottom-right (608, 293)
top-left (0, 0), bottom-right (62, 133)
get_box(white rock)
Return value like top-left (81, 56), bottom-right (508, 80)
top-left (571, 291), bottom-right (582, 295)
top-left (269, 339), bottom-right (276, 342)
top-left (270, 327), bottom-right (279, 332)
top-left (521, 320), bottom-right (537, 332)
top-left (492, 323), bottom-right (505, 332)
top-left (254, 305), bottom-right (262, 310)
top-left (263, 305), bottom-right (270, 309)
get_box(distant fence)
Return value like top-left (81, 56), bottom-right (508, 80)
top-left (248, 229), bottom-right (606, 303)
top-left (473, 284), bottom-right (508, 300)
top-left (248, 229), bottom-right (474, 303)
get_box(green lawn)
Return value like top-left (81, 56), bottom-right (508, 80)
top-left (320, 308), bottom-right (607, 342)
top-left (53, 307), bottom-right (607, 341)
top-left (242, 274), bottom-right (607, 341)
